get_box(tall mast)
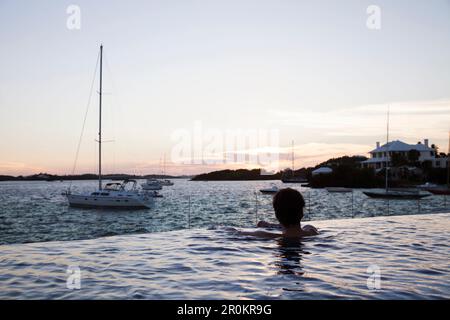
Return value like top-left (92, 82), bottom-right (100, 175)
top-left (163, 153), bottom-right (167, 176)
top-left (291, 140), bottom-right (295, 173)
top-left (98, 45), bottom-right (103, 190)
top-left (447, 131), bottom-right (450, 187)
top-left (385, 106), bottom-right (390, 192)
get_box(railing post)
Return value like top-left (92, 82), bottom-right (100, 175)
top-left (188, 194), bottom-right (191, 229)
top-left (308, 190), bottom-right (311, 217)
top-left (351, 190), bottom-right (354, 218)
top-left (255, 191), bottom-right (258, 225)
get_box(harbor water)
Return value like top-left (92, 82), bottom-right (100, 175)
top-left (0, 179), bottom-right (449, 245)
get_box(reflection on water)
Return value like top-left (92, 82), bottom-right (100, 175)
top-left (274, 238), bottom-right (305, 276)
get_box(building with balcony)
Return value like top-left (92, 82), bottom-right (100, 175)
top-left (361, 139), bottom-right (448, 170)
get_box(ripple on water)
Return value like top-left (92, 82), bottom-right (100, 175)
top-left (2, 180), bottom-right (450, 245)
top-left (0, 212), bottom-right (448, 299)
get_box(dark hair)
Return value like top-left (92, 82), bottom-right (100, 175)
top-left (273, 188), bottom-right (305, 227)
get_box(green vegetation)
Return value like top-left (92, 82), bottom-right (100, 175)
top-left (191, 169), bottom-right (281, 181)
top-left (307, 156), bottom-right (383, 188)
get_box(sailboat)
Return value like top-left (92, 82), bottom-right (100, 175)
top-left (65, 45), bottom-right (153, 209)
top-left (281, 141), bottom-right (307, 183)
top-left (157, 154), bottom-right (174, 186)
top-left (363, 107), bottom-right (431, 200)
top-left (426, 132), bottom-right (450, 195)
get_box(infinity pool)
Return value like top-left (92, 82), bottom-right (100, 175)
top-left (0, 212), bottom-right (449, 299)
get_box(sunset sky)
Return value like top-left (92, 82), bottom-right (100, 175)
top-left (1, 0), bottom-right (450, 176)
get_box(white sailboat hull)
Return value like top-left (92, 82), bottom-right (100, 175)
top-left (67, 193), bottom-right (153, 209)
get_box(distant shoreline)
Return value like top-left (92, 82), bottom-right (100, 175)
top-left (0, 174), bottom-right (192, 182)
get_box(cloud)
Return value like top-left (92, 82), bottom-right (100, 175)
top-left (267, 98), bottom-right (450, 143)
top-left (0, 162), bottom-right (44, 175)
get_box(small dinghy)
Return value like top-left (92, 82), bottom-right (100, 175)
top-left (146, 191), bottom-right (163, 198)
top-left (259, 184), bottom-right (279, 194)
top-left (416, 182), bottom-right (439, 190)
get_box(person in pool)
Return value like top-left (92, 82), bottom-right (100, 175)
top-left (238, 188), bottom-right (318, 238)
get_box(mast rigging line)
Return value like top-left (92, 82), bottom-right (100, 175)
top-left (68, 49), bottom-right (101, 192)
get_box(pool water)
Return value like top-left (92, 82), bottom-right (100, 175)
top-left (0, 212), bottom-right (448, 299)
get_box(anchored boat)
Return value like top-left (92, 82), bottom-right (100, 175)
top-left (65, 45), bottom-right (153, 209)
top-left (260, 184), bottom-right (279, 194)
top-left (141, 178), bottom-right (163, 190)
top-left (158, 179), bottom-right (174, 186)
top-left (66, 180), bottom-right (153, 208)
top-left (363, 190), bottom-right (430, 200)
top-left (364, 107), bottom-right (430, 200)
top-left (282, 141), bottom-right (307, 183)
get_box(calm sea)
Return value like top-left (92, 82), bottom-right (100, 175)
top-left (0, 179), bottom-right (449, 245)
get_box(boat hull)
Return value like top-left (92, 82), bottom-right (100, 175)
top-left (363, 191), bottom-right (431, 200)
top-left (281, 178), bottom-right (308, 183)
top-left (141, 185), bottom-right (162, 190)
top-left (159, 181), bottom-right (174, 186)
top-left (67, 194), bottom-right (153, 209)
top-left (426, 188), bottom-right (450, 195)
top-left (260, 190), bottom-right (278, 194)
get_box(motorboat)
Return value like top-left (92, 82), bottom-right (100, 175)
top-left (141, 179), bottom-right (163, 190)
top-left (260, 184), bottom-right (279, 194)
top-left (281, 177), bottom-right (308, 183)
top-left (158, 179), bottom-right (174, 186)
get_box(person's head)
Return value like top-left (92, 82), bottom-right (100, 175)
top-left (273, 188), bottom-right (305, 227)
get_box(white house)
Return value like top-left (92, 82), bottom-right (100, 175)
top-left (361, 139), bottom-right (448, 170)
